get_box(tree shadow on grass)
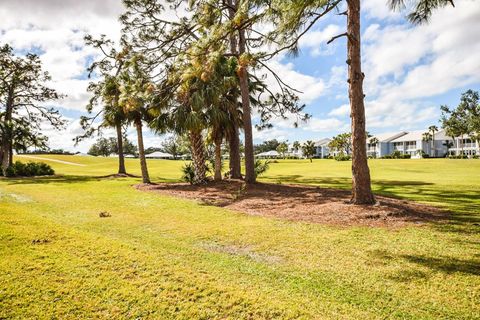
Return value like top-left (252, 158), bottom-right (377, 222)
top-left (1, 174), bottom-right (181, 186)
top-left (261, 174), bottom-right (480, 232)
top-left (1, 175), bottom-right (96, 185)
top-left (399, 254), bottom-right (480, 276)
top-left (369, 249), bottom-right (480, 281)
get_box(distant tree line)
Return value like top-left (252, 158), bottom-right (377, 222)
top-left (88, 137), bottom-right (137, 157)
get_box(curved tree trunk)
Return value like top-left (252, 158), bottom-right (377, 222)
top-left (347, 0), bottom-right (375, 205)
top-left (189, 130), bottom-right (207, 184)
top-left (116, 121), bottom-right (126, 175)
top-left (229, 124), bottom-right (242, 179)
top-left (214, 135), bottom-right (222, 181)
top-left (238, 27), bottom-right (255, 184)
top-left (135, 118), bottom-right (150, 184)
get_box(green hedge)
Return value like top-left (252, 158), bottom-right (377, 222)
top-left (1, 161), bottom-right (54, 177)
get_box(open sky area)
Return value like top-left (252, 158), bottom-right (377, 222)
top-left (0, 0), bottom-right (479, 152)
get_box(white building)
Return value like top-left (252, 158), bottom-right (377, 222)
top-left (257, 150), bottom-right (280, 159)
top-left (450, 136), bottom-right (479, 157)
top-left (287, 143), bottom-right (303, 158)
top-left (314, 138), bottom-right (331, 158)
top-left (367, 132), bottom-right (408, 158)
top-left (286, 138), bottom-right (332, 159)
top-left (145, 151), bottom-right (174, 159)
top-left (388, 130), bottom-right (452, 158)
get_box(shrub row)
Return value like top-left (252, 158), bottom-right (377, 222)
top-left (448, 154), bottom-right (479, 159)
top-left (0, 161), bottom-right (54, 177)
top-left (334, 154), bottom-right (351, 161)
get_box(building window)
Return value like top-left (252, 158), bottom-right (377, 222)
top-left (393, 142), bottom-right (403, 150)
top-left (405, 141), bottom-right (416, 150)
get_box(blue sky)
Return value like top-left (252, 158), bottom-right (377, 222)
top-left (1, 0), bottom-right (479, 152)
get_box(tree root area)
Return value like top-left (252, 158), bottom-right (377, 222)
top-left (136, 180), bottom-right (449, 227)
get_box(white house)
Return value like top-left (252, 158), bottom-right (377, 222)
top-left (314, 138), bottom-right (331, 158)
top-left (286, 139), bottom-right (332, 159)
top-left (287, 143), bottom-right (303, 158)
top-left (389, 129), bottom-right (452, 158)
top-left (367, 131), bottom-right (408, 158)
top-left (450, 136), bottom-right (479, 157)
top-left (257, 150), bottom-right (280, 158)
top-left (145, 151), bottom-right (174, 159)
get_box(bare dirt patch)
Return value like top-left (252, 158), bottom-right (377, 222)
top-left (136, 180), bottom-right (449, 227)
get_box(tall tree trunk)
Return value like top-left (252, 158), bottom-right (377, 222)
top-left (189, 130), bottom-right (207, 184)
top-left (432, 132), bottom-right (435, 157)
top-left (135, 118), bottom-right (150, 184)
top-left (347, 0), bottom-right (375, 205)
top-left (8, 144), bottom-right (13, 166)
top-left (214, 135), bottom-right (222, 181)
top-left (0, 139), bottom-right (10, 175)
top-left (227, 0), bottom-right (242, 180)
top-left (238, 27), bottom-right (255, 184)
top-left (116, 121), bottom-right (127, 174)
top-left (228, 125), bottom-right (242, 179)
top-left (1, 98), bottom-right (14, 175)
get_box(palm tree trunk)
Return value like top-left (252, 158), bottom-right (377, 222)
top-left (135, 118), bottom-right (150, 184)
top-left (432, 132), bottom-right (435, 157)
top-left (214, 135), bottom-right (222, 181)
top-left (238, 27), bottom-right (255, 184)
top-left (116, 121), bottom-right (126, 174)
top-left (189, 130), bottom-right (207, 184)
top-left (347, 0), bottom-right (375, 205)
top-left (228, 124), bottom-right (242, 179)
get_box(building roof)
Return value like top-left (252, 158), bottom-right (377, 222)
top-left (390, 130), bottom-right (431, 142)
top-left (257, 150), bottom-right (280, 157)
top-left (145, 151), bottom-right (174, 158)
top-left (370, 131), bottom-right (408, 143)
top-left (314, 138), bottom-right (331, 147)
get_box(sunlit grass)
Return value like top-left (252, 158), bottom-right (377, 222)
top-left (1, 155), bottom-right (479, 319)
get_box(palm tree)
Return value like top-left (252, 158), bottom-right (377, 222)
top-left (422, 132), bottom-right (433, 156)
top-left (369, 137), bottom-right (379, 158)
top-left (102, 76), bottom-right (128, 174)
top-left (302, 140), bottom-right (316, 162)
top-left (428, 125), bottom-right (439, 157)
top-left (292, 141), bottom-right (301, 157)
top-left (443, 140), bottom-right (454, 156)
top-left (118, 55), bottom-right (152, 184)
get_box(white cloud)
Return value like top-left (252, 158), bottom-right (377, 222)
top-left (299, 24), bottom-right (343, 56)
top-left (302, 117), bottom-right (348, 133)
top-left (328, 104), bottom-right (350, 117)
top-left (263, 60), bottom-right (326, 104)
top-left (363, 0), bottom-right (403, 20)
top-left (362, 0), bottom-right (480, 129)
top-left (50, 79), bottom-right (92, 111)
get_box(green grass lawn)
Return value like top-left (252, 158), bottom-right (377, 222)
top-left (1, 155), bottom-right (479, 319)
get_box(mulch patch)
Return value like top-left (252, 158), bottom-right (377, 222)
top-left (136, 180), bottom-right (449, 227)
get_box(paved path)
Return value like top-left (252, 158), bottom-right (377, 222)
top-left (16, 155), bottom-right (87, 167)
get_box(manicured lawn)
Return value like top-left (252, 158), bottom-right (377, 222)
top-left (1, 156), bottom-right (479, 319)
